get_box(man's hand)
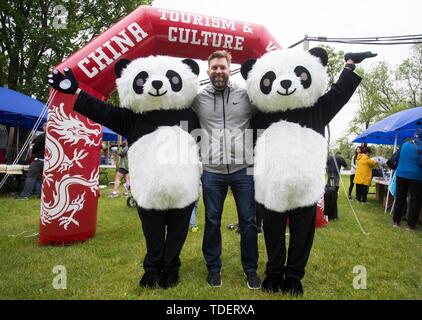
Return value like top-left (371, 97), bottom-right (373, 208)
top-left (47, 67), bottom-right (79, 94)
top-left (344, 52), bottom-right (377, 64)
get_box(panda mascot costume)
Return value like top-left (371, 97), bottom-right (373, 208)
top-left (47, 56), bottom-right (201, 289)
top-left (240, 48), bottom-right (376, 295)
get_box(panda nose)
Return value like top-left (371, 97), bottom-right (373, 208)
top-left (280, 80), bottom-right (292, 90)
top-left (152, 80), bottom-right (163, 90)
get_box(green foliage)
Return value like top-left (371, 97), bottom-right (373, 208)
top-left (332, 136), bottom-right (354, 168)
top-left (349, 44), bottom-right (422, 137)
top-left (0, 0), bottom-right (152, 102)
top-left (321, 45), bottom-right (345, 87)
top-left (396, 44), bottom-right (422, 107)
top-left (1, 178), bottom-right (422, 300)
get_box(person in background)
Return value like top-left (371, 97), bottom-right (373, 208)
top-left (348, 146), bottom-right (362, 199)
top-left (392, 129), bottom-right (422, 231)
top-left (0, 125), bottom-right (7, 164)
top-left (17, 122), bottom-right (46, 199)
top-left (189, 198), bottom-right (199, 232)
top-left (326, 151), bottom-right (347, 192)
top-left (110, 140), bottom-right (130, 198)
top-left (354, 146), bottom-right (377, 203)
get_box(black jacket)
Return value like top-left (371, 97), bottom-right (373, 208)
top-left (326, 154), bottom-right (347, 175)
top-left (74, 91), bottom-right (200, 147)
top-left (32, 133), bottom-right (46, 158)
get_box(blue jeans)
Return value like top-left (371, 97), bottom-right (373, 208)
top-left (201, 168), bottom-right (258, 274)
top-left (190, 199), bottom-right (199, 227)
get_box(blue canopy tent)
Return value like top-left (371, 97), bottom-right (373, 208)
top-left (0, 87), bottom-right (118, 141)
top-left (352, 106), bottom-right (422, 213)
top-left (353, 107), bottom-right (422, 146)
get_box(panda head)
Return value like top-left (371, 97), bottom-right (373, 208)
top-left (115, 56), bottom-right (200, 113)
top-left (241, 48), bottom-right (328, 112)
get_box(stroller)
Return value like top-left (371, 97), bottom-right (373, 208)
top-left (125, 184), bottom-right (137, 208)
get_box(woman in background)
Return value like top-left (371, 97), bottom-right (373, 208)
top-left (348, 146), bottom-right (362, 200)
top-left (354, 147), bottom-right (377, 203)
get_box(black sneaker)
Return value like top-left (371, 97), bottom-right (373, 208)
top-left (406, 225), bottom-right (416, 231)
top-left (207, 271), bottom-right (221, 287)
top-left (245, 272), bottom-right (261, 290)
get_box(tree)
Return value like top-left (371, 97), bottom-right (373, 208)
top-left (332, 135), bottom-right (354, 168)
top-left (0, 0), bottom-right (152, 102)
top-left (320, 45), bottom-right (345, 145)
top-left (396, 44), bottom-right (422, 107)
top-left (348, 62), bottom-right (407, 135)
top-left (321, 45), bottom-right (345, 87)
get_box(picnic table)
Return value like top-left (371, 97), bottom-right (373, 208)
top-left (372, 177), bottom-right (394, 208)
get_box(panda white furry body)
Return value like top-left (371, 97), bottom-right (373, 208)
top-left (248, 49), bottom-right (329, 212)
top-left (128, 126), bottom-right (200, 210)
top-left (254, 121), bottom-right (327, 212)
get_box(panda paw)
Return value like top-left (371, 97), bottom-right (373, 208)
top-left (47, 67), bottom-right (79, 94)
top-left (285, 277), bottom-right (304, 296)
top-left (261, 274), bottom-right (282, 293)
top-left (344, 51), bottom-right (377, 64)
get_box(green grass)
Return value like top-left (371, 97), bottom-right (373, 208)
top-left (1, 174), bottom-right (421, 300)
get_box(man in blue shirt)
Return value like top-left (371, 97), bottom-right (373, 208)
top-left (392, 129), bottom-right (422, 230)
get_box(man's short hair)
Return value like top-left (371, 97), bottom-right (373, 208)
top-left (208, 50), bottom-right (232, 67)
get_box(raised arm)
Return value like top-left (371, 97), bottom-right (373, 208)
top-left (47, 68), bottom-right (135, 137)
top-left (316, 52), bottom-right (377, 126)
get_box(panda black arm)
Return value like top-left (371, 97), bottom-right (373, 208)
top-left (74, 90), bottom-right (136, 138)
top-left (315, 68), bottom-right (362, 126)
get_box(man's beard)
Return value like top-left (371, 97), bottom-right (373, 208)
top-left (211, 76), bottom-right (229, 91)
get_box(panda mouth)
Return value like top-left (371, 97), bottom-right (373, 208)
top-left (148, 90), bottom-right (167, 97)
top-left (276, 88), bottom-right (296, 96)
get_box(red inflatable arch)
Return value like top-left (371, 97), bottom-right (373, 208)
top-left (39, 6), bottom-right (282, 245)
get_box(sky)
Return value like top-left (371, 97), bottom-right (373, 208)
top-left (151, 0), bottom-right (421, 143)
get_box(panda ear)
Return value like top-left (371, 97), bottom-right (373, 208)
top-left (308, 47), bottom-right (328, 67)
top-left (182, 58), bottom-right (200, 76)
top-left (240, 59), bottom-right (257, 80)
top-left (114, 59), bottom-right (131, 78)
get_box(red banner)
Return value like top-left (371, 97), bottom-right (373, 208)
top-left (40, 6), bottom-right (282, 245)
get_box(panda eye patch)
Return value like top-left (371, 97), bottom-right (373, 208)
top-left (294, 66), bottom-right (312, 89)
top-left (166, 70), bottom-right (183, 92)
top-left (133, 71), bottom-right (149, 94)
top-left (260, 71), bottom-right (276, 95)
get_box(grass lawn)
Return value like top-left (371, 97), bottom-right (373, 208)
top-left (1, 173), bottom-right (421, 300)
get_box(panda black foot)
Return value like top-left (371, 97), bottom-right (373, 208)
top-left (261, 274), bottom-right (281, 293)
top-left (285, 278), bottom-right (304, 296)
top-left (158, 271), bottom-right (179, 289)
top-left (344, 52), bottom-right (377, 64)
top-left (139, 271), bottom-right (160, 288)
